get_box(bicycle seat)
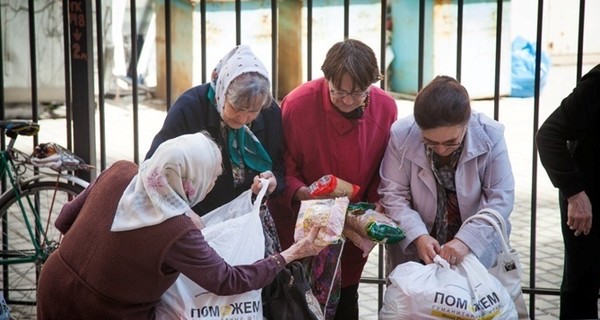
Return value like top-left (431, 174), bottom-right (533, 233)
top-left (0, 120), bottom-right (40, 138)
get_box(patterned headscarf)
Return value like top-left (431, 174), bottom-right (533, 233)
top-left (211, 45), bottom-right (270, 114)
top-left (111, 132), bottom-right (222, 231)
top-left (209, 45), bottom-right (272, 173)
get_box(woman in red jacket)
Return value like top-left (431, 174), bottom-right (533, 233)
top-left (268, 39), bottom-right (398, 320)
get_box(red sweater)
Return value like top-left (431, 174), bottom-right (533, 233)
top-left (268, 78), bottom-right (397, 287)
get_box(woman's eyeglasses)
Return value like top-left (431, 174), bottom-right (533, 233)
top-left (329, 87), bottom-right (369, 101)
top-left (422, 127), bottom-right (467, 148)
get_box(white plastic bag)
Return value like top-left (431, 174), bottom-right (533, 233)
top-left (155, 181), bottom-right (269, 319)
top-left (463, 209), bottom-right (529, 319)
top-left (380, 254), bottom-right (517, 320)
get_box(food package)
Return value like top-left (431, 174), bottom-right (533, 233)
top-left (343, 202), bottom-right (378, 257)
top-left (294, 197), bottom-right (349, 246)
top-left (343, 208), bottom-right (406, 257)
top-left (308, 175), bottom-right (360, 199)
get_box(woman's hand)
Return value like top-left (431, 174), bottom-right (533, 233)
top-left (439, 238), bottom-right (469, 265)
top-left (293, 186), bottom-right (312, 201)
top-left (251, 170), bottom-right (276, 195)
top-left (186, 210), bottom-right (205, 230)
top-left (414, 234), bottom-right (441, 265)
top-left (279, 226), bottom-right (327, 263)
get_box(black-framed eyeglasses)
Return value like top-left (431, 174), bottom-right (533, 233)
top-left (422, 127), bottom-right (467, 148)
top-left (329, 87), bottom-right (369, 101)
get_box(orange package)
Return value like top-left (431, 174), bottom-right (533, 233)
top-left (308, 174), bottom-right (360, 199)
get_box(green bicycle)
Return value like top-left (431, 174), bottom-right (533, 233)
top-left (0, 120), bottom-right (91, 319)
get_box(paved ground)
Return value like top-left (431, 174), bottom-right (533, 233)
top-left (19, 63), bottom-right (597, 319)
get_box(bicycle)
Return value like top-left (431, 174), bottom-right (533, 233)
top-left (0, 120), bottom-right (92, 319)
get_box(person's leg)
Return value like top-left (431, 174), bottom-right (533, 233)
top-left (559, 194), bottom-right (600, 319)
top-left (333, 283), bottom-right (359, 320)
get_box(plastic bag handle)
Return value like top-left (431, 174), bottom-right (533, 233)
top-left (252, 178), bottom-right (270, 212)
top-left (462, 209), bottom-right (511, 253)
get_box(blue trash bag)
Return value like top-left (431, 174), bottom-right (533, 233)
top-left (511, 36), bottom-right (552, 97)
top-left (0, 292), bottom-right (10, 320)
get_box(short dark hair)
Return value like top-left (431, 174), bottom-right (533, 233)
top-left (321, 39), bottom-right (383, 92)
top-left (413, 75), bottom-right (471, 130)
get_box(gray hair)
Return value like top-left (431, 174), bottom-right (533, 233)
top-left (226, 72), bottom-right (272, 111)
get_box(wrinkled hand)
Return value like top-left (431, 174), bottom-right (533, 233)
top-left (439, 238), bottom-right (469, 265)
top-left (414, 235), bottom-right (441, 265)
top-left (280, 226), bottom-right (327, 263)
top-left (567, 191), bottom-right (592, 236)
top-left (251, 170), bottom-right (276, 195)
top-left (186, 210), bottom-right (205, 230)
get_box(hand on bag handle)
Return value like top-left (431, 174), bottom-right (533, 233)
top-left (252, 178), bottom-right (270, 211)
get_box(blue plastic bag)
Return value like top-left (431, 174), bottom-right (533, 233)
top-left (0, 292), bottom-right (10, 320)
top-left (511, 36), bottom-right (551, 97)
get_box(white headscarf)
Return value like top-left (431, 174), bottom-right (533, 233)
top-left (211, 44), bottom-right (270, 114)
top-left (111, 132), bottom-right (222, 231)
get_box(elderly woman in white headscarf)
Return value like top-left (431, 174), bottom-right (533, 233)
top-left (145, 45), bottom-right (284, 217)
top-left (37, 132), bottom-right (324, 319)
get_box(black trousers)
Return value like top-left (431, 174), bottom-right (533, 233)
top-left (333, 283), bottom-right (360, 320)
top-left (559, 191), bottom-right (600, 320)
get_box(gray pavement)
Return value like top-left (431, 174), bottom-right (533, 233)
top-left (24, 63), bottom-right (598, 319)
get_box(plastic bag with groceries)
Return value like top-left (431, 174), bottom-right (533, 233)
top-left (294, 197), bottom-right (349, 246)
top-left (343, 203), bottom-right (406, 257)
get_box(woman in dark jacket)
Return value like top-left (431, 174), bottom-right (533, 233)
top-left (146, 44), bottom-right (284, 216)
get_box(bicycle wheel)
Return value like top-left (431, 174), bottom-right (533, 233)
top-left (0, 180), bottom-right (84, 319)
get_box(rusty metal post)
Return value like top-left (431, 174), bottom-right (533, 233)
top-left (277, 0), bottom-right (302, 100)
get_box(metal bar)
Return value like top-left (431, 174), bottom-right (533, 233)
top-left (344, 0), bottom-right (349, 39)
top-left (271, 0), bottom-right (278, 98)
top-left (201, 0), bottom-right (207, 84)
top-left (27, 0), bottom-right (39, 130)
top-left (62, 0), bottom-right (73, 152)
top-left (493, 0), bottom-right (503, 120)
top-left (456, 0), bottom-right (463, 81)
top-left (165, 0), bottom-right (173, 109)
top-left (96, 0), bottom-right (107, 171)
top-left (235, 0), bottom-right (241, 45)
top-left (307, 0), bottom-right (313, 81)
top-left (529, 0), bottom-right (545, 316)
top-left (417, 0), bottom-right (425, 90)
top-left (129, 0), bottom-right (140, 164)
top-left (576, 0), bottom-right (585, 81)
top-left (68, 0), bottom-right (96, 182)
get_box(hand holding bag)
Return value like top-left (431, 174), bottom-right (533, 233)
top-left (379, 254), bottom-right (516, 319)
top-left (462, 209), bottom-right (529, 319)
top-left (155, 180), bottom-right (270, 319)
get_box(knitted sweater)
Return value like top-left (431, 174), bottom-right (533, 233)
top-left (37, 161), bottom-right (196, 319)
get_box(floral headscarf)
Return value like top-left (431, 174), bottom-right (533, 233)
top-left (111, 132), bottom-right (222, 231)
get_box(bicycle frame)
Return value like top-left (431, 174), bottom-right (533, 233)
top-left (0, 143), bottom-right (89, 266)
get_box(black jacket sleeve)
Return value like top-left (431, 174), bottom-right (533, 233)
top-left (536, 64), bottom-right (600, 198)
